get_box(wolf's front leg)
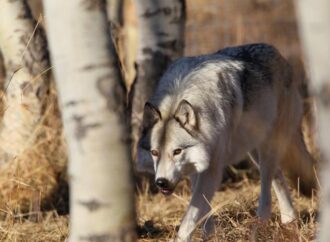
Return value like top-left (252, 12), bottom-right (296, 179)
top-left (176, 167), bottom-right (223, 241)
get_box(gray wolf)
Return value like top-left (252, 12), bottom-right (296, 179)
top-left (136, 43), bottom-right (316, 241)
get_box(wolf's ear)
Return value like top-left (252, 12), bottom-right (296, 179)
top-left (174, 100), bottom-right (198, 130)
top-left (142, 102), bottom-right (162, 130)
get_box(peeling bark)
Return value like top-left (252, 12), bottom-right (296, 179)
top-left (131, 0), bottom-right (185, 160)
top-left (44, 0), bottom-right (136, 241)
top-left (295, 0), bottom-right (330, 241)
top-left (0, 0), bottom-right (50, 163)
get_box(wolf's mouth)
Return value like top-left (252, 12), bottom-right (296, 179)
top-left (160, 188), bottom-right (174, 196)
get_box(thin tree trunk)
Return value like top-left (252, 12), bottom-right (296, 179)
top-left (107, 0), bottom-right (124, 30)
top-left (131, 0), bottom-right (186, 160)
top-left (106, 0), bottom-right (126, 84)
top-left (295, 1), bottom-right (330, 241)
top-left (106, 0), bottom-right (124, 49)
top-left (44, 1), bottom-right (136, 241)
top-left (0, 0), bottom-right (50, 164)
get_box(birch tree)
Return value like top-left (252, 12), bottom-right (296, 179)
top-left (0, 0), bottom-right (50, 163)
top-left (107, 0), bottom-right (124, 31)
top-left (106, 0), bottom-right (124, 51)
top-left (44, 1), bottom-right (136, 241)
top-left (106, 0), bottom-right (126, 85)
top-left (295, 1), bottom-right (330, 241)
top-left (131, 0), bottom-right (186, 160)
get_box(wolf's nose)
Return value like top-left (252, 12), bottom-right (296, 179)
top-left (155, 178), bottom-right (169, 189)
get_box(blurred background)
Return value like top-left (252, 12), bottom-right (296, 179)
top-left (122, 0), bottom-right (305, 86)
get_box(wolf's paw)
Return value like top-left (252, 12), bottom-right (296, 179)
top-left (202, 215), bottom-right (215, 239)
top-left (280, 210), bottom-right (297, 224)
top-left (169, 236), bottom-right (191, 242)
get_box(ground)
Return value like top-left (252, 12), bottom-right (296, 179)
top-left (0, 171), bottom-right (318, 241)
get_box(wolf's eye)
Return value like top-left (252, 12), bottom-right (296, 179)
top-left (151, 149), bottom-right (159, 157)
top-left (173, 148), bottom-right (182, 156)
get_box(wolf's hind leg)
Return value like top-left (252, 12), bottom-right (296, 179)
top-left (272, 170), bottom-right (296, 223)
top-left (249, 151), bottom-right (296, 223)
top-left (256, 148), bottom-right (277, 221)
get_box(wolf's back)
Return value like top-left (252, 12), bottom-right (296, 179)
top-left (217, 43), bottom-right (281, 65)
top-left (220, 43), bottom-right (318, 196)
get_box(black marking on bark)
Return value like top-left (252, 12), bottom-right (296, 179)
top-left (96, 73), bottom-right (115, 111)
top-left (96, 73), bottom-right (126, 114)
top-left (81, 0), bottom-right (106, 11)
top-left (317, 82), bottom-right (330, 108)
top-left (64, 100), bottom-right (83, 107)
top-left (78, 199), bottom-right (109, 212)
top-left (72, 115), bottom-right (102, 140)
top-left (20, 25), bottom-right (50, 77)
top-left (80, 61), bottom-right (116, 71)
top-left (142, 48), bottom-right (153, 55)
top-left (141, 7), bottom-right (172, 18)
top-left (15, 0), bottom-right (33, 19)
top-left (157, 40), bottom-right (180, 52)
top-left (169, 0), bottom-right (186, 24)
top-left (20, 81), bottom-right (33, 96)
top-left (80, 233), bottom-right (111, 242)
top-left (36, 83), bottom-right (49, 101)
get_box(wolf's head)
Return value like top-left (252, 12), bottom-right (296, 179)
top-left (137, 100), bottom-right (210, 195)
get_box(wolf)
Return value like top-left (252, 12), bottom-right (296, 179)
top-left (136, 43), bottom-right (316, 241)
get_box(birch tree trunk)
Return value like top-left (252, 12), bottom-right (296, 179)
top-left (131, 0), bottom-right (186, 160)
top-left (295, 1), bottom-right (330, 241)
top-left (106, 0), bottom-right (126, 83)
top-left (0, 0), bottom-right (50, 163)
top-left (106, 0), bottom-right (124, 49)
top-left (44, 1), bottom-right (136, 241)
top-left (107, 0), bottom-right (124, 30)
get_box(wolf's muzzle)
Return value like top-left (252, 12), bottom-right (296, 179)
top-left (155, 178), bottom-right (174, 195)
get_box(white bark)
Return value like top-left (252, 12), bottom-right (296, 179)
top-left (131, 0), bottom-right (185, 160)
top-left (0, 0), bottom-right (50, 163)
top-left (44, 1), bottom-right (136, 241)
top-left (295, 1), bottom-right (330, 241)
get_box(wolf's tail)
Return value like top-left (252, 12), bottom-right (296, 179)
top-left (280, 130), bottom-right (318, 197)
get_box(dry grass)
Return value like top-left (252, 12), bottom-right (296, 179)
top-left (136, 176), bottom-right (318, 242)
top-left (0, 0), bottom-right (319, 241)
top-left (0, 82), bottom-right (69, 241)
